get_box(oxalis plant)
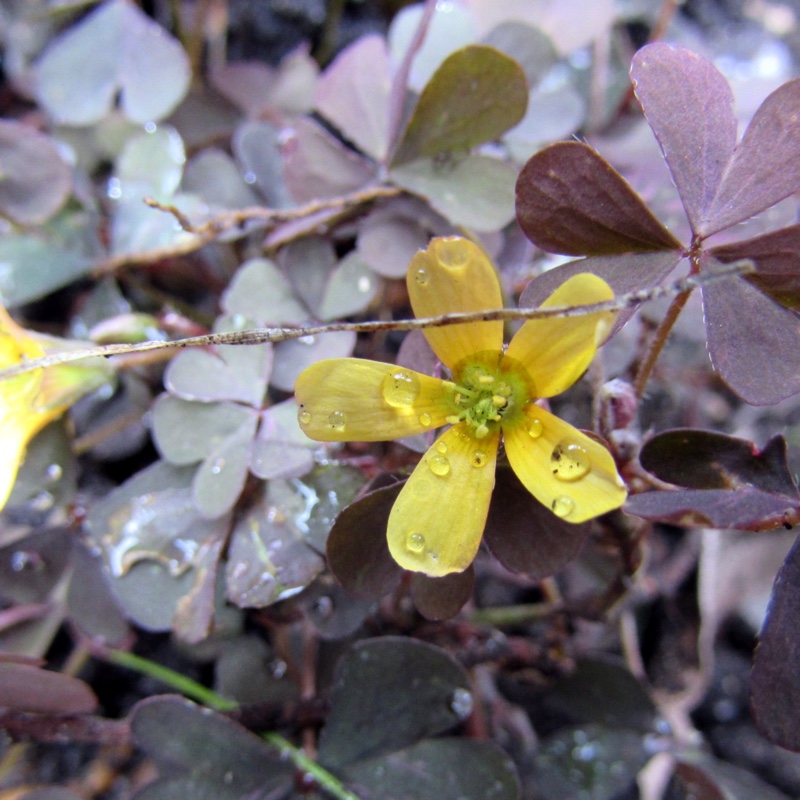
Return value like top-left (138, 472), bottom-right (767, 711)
top-left (3, 2), bottom-right (800, 798)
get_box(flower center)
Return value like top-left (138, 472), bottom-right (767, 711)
top-left (446, 351), bottom-right (533, 439)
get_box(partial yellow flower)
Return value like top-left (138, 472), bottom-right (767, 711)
top-left (0, 305), bottom-right (112, 510)
top-left (295, 237), bottom-right (627, 577)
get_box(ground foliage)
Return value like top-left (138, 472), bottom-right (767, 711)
top-left (2, 0), bottom-right (800, 798)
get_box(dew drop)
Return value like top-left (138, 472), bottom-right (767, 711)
top-left (210, 458), bottom-right (225, 475)
top-left (382, 369), bottom-right (421, 408)
top-left (551, 496), bottom-right (575, 518)
top-left (415, 268), bottom-right (429, 285)
top-left (436, 440), bottom-right (447, 454)
top-left (406, 532), bottom-right (426, 553)
top-left (450, 687), bottom-right (474, 720)
top-left (328, 411), bottom-right (346, 431)
top-left (419, 412), bottom-right (432, 426)
top-left (471, 450), bottom-right (488, 468)
top-left (45, 463), bottom-right (63, 481)
top-left (528, 417), bottom-right (543, 439)
top-left (298, 409), bottom-right (311, 425)
top-left (437, 241), bottom-right (469, 268)
top-left (550, 440), bottom-right (590, 482)
top-left (429, 454), bottom-right (451, 477)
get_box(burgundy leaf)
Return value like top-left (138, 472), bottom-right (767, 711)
top-left (639, 430), bottom-right (799, 495)
top-left (411, 567), bottom-right (474, 620)
top-left (515, 142), bottom-right (682, 256)
top-left (631, 43), bottom-right (736, 236)
top-left (709, 223), bottom-right (800, 311)
top-left (315, 34), bottom-right (392, 162)
top-left (703, 78), bottom-right (800, 236)
top-left (703, 272), bottom-right (800, 404)
top-left (327, 479), bottom-right (404, 600)
top-left (484, 467), bottom-right (590, 578)
top-left (0, 663), bottom-right (97, 714)
top-left (625, 487), bottom-right (800, 531)
top-left (751, 536), bottom-right (800, 751)
top-left (519, 251), bottom-right (683, 335)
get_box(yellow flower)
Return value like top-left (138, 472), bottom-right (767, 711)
top-left (295, 237), bottom-right (627, 577)
top-left (0, 305), bottom-right (111, 510)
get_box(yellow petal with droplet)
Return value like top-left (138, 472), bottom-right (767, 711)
top-left (407, 237), bottom-right (504, 370)
top-left (387, 424), bottom-right (499, 576)
top-left (504, 405), bottom-right (626, 523)
top-left (295, 358), bottom-right (453, 441)
top-left (507, 273), bottom-right (616, 398)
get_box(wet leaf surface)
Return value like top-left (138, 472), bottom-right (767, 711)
top-left (130, 696), bottom-right (292, 799)
top-left (224, 482), bottom-right (325, 607)
top-left (345, 739), bottom-right (520, 800)
top-left (317, 637), bottom-right (470, 769)
top-left (536, 724), bottom-right (651, 800)
top-left (516, 142), bottom-right (682, 256)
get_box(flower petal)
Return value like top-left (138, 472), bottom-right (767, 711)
top-left (295, 358), bottom-right (454, 441)
top-left (0, 401), bottom-right (59, 509)
top-left (407, 237), bottom-right (503, 370)
top-left (0, 305), bottom-right (44, 365)
top-left (387, 424), bottom-right (499, 576)
top-left (507, 273), bottom-right (615, 398)
top-left (504, 406), bottom-right (626, 523)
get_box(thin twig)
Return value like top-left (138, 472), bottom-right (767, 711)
top-left (92, 185), bottom-right (402, 275)
top-left (0, 260), bottom-right (752, 382)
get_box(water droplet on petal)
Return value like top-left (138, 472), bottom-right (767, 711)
top-left (415, 268), bottom-right (429, 285)
top-left (437, 240), bottom-right (469, 268)
top-left (471, 450), bottom-right (488, 468)
top-left (436, 441), bottom-right (448, 454)
top-left (382, 369), bottom-right (421, 408)
top-left (419, 412), bottom-right (432, 426)
top-left (298, 409), bottom-right (311, 425)
top-left (429, 454), bottom-right (450, 477)
top-left (551, 496), bottom-right (575, 518)
top-left (407, 532), bottom-right (426, 553)
top-left (550, 440), bottom-right (590, 481)
top-left (528, 417), bottom-right (543, 439)
top-left (328, 411), bottom-right (346, 431)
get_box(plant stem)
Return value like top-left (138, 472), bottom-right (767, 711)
top-left (104, 648), bottom-right (237, 711)
top-left (631, 288), bottom-right (692, 399)
top-left (468, 602), bottom-right (560, 627)
top-left (102, 648), bottom-right (363, 800)
top-left (263, 732), bottom-right (363, 800)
